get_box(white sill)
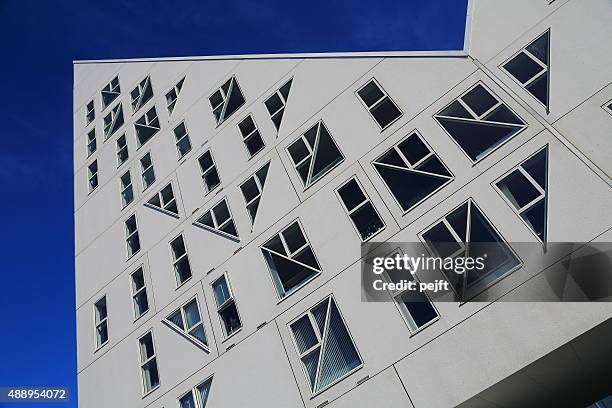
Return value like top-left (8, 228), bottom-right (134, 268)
top-left (221, 327), bottom-right (243, 344)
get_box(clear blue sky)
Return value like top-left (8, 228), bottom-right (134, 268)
top-left (0, 1), bottom-right (466, 406)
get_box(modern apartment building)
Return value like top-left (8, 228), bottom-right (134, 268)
top-left (73, 0), bottom-right (612, 407)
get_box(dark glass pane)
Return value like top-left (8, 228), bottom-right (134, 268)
top-left (290, 315), bottom-right (318, 353)
top-left (213, 201), bottom-right (230, 224)
top-left (422, 221), bottom-right (462, 258)
top-left (462, 84), bottom-right (498, 116)
top-left (417, 156), bottom-right (451, 178)
top-left (310, 125), bottom-right (343, 182)
top-left (399, 290), bottom-right (437, 329)
top-left (288, 139), bottom-right (310, 165)
top-left (238, 116), bottom-right (256, 136)
top-left (220, 302), bottom-right (241, 335)
top-left (223, 81), bottom-right (245, 120)
top-left (357, 81), bottom-right (384, 107)
top-left (283, 222), bottom-right (307, 253)
top-left (446, 202), bottom-right (469, 241)
top-left (219, 220), bottom-right (238, 238)
top-left (521, 148), bottom-right (547, 190)
top-left (265, 93), bottom-right (283, 115)
top-left (351, 203), bottom-right (384, 240)
top-left (521, 199), bottom-right (546, 242)
top-left (337, 179), bottom-right (366, 211)
top-left (264, 250), bottom-right (318, 295)
top-left (398, 134), bottom-right (430, 165)
top-left (245, 132), bottom-right (264, 156)
top-left (504, 52), bottom-right (543, 84)
top-left (377, 149), bottom-right (406, 168)
top-left (496, 169), bottom-right (541, 209)
top-left (279, 79), bottom-right (292, 99)
top-left (241, 178), bottom-right (260, 203)
top-left (525, 31), bottom-right (549, 65)
top-left (483, 105), bottom-right (523, 125)
top-left (439, 100), bottom-right (473, 119)
top-left (526, 72), bottom-right (549, 107)
top-left (371, 98), bottom-right (402, 128)
top-left (204, 168), bottom-right (220, 191)
top-left (175, 258), bottom-right (192, 283)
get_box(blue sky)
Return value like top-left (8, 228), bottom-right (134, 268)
top-left (0, 0), bottom-right (466, 406)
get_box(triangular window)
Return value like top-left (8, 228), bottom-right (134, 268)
top-left (435, 83), bottom-right (526, 162)
top-left (101, 76), bottom-right (121, 109)
top-left (179, 378), bottom-right (212, 408)
top-left (146, 182), bottom-right (178, 216)
top-left (373, 132), bottom-right (453, 212)
top-left (103, 103), bottom-right (124, 138)
top-left (165, 298), bottom-right (209, 350)
top-left (195, 198), bottom-right (239, 240)
top-left (166, 77), bottom-right (185, 115)
top-left (135, 106), bottom-right (160, 147)
top-left (264, 78), bottom-right (292, 132)
top-left (239, 162), bottom-right (270, 227)
top-left (208, 76), bottom-right (245, 125)
top-left (131, 75), bottom-right (154, 113)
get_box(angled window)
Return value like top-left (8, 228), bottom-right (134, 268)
top-left (130, 267), bottom-right (149, 320)
top-left (103, 103), bottom-right (124, 138)
top-left (101, 76), bottom-right (120, 109)
top-left (261, 220), bottom-right (321, 298)
top-left (87, 160), bottom-right (98, 193)
top-left (198, 150), bottom-right (221, 193)
top-left (146, 182), bottom-right (178, 216)
top-left (138, 331), bottom-right (160, 395)
top-left (179, 378), bottom-right (212, 408)
top-left (116, 134), bottom-right (129, 167)
top-left (264, 78), bottom-right (292, 131)
top-left (495, 146), bottom-right (548, 244)
top-left (170, 234), bottom-right (192, 286)
top-left (86, 100), bottom-right (95, 125)
top-left (94, 296), bottom-right (109, 349)
top-left (194, 198), bottom-right (239, 240)
top-left (131, 75), bottom-right (154, 113)
top-left (356, 78), bottom-right (402, 130)
top-left (289, 296), bottom-right (362, 394)
top-left (502, 30), bottom-right (550, 110)
top-left (336, 177), bottom-right (385, 241)
top-left (166, 298), bottom-right (208, 349)
top-left (373, 132), bottom-right (453, 212)
top-left (212, 273), bottom-right (242, 338)
top-left (125, 214), bottom-right (141, 259)
top-left (87, 128), bottom-right (97, 157)
top-left (208, 76), bottom-right (245, 125)
top-left (237, 114), bottom-right (265, 157)
top-left (287, 121), bottom-right (344, 188)
top-left (173, 121), bottom-right (192, 159)
top-left (135, 106), bottom-right (160, 148)
top-left (120, 170), bottom-right (134, 208)
top-left (421, 199), bottom-right (520, 300)
top-left (605, 100), bottom-right (612, 115)
top-left (434, 83), bottom-right (527, 162)
top-left (166, 77), bottom-right (185, 115)
top-left (239, 162), bottom-right (270, 226)
top-left (140, 152), bottom-right (156, 190)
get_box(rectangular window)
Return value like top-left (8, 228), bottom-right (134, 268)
top-left (264, 78), bottom-right (292, 131)
top-left (289, 296), bottom-right (362, 394)
top-left (101, 76), bottom-right (120, 109)
top-left (173, 121), bottom-right (192, 159)
top-left (178, 378), bottom-right (212, 408)
top-left (140, 152), bottom-right (156, 190)
top-left (87, 160), bottom-right (98, 193)
top-left (120, 170), bottom-right (134, 208)
top-left (131, 267), bottom-right (149, 320)
top-left (103, 103), bottom-right (124, 138)
top-left (239, 162), bottom-right (269, 226)
top-left (131, 75), bottom-right (153, 113)
top-left (166, 77), bottom-right (185, 115)
top-left (170, 234), bottom-right (192, 286)
top-left (125, 214), bottom-right (141, 259)
top-left (336, 177), bottom-right (385, 241)
top-left (87, 128), bottom-right (97, 157)
top-left (261, 220), bottom-right (321, 298)
top-left (86, 100), bottom-right (95, 125)
top-left (212, 273), bottom-right (242, 338)
top-left (146, 182), bottom-right (178, 216)
top-left (138, 331), bottom-right (160, 395)
top-left (135, 106), bottom-right (160, 147)
top-left (198, 150), bottom-right (221, 193)
top-left (166, 298), bottom-right (208, 349)
top-left (94, 296), bottom-right (109, 349)
top-left (195, 198), bottom-right (239, 240)
top-left (356, 79), bottom-right (402, 130)
top-left (237, 115), bottom-right (265, 157)
top-left (116, 134), bottom-right (129, 167)
top-left (208, 76), bottom-right (245, 125)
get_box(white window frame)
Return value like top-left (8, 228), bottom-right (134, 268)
top-left (198, 150), bottom-right (221, 194)
top-left (101, 76), bottom-right (120, 110)
top-left (355, 78), bottom-right (403, 130)
top-left (130, 266), bottom-right (149, 321)
top-left (208, 76), bottom-right (245, 126)
top-left (138, 330), bottom-right (160, 396)
top-left (239, 161), bottom-right (270, 226)
top-left (103, 103), bottom-right (124, 139)
top-left (602, 98), bottom-right (612, 117)
top-left (131, 75), bottom-right (153, 113)
top-left (334, 176), bottom-right (386, 242)
top-left (125, 213), bottom-right (141, 259)
top-left (177, 376), bottom-right (213, 408)
top-left (135, 106), bottom-right (160, 148)
top-left (166, 76), bottom-right (185, 115)
top-left (236, 114), bottom-right (265, 158)
top-left (140, 152), bottom-right (156, 190)
top-left (211, 272), bottom-right (242, 340)
top-left (116, 134), bottom-right (129, 167)
top-left (145, 182), bottom-right (179, 217)
top-left (194, 197), bottom-right (239, 241)
top-left (170, 233), bottom-right (192, 288)
top-left (93, 295), bottom-right (109, 350)
top-left (120, 170), bottom-right (134, 209)
top-left (86, 100), bottom-right (95, 126)
top-left (264, 78), bottom-right (292, 132)
top-left (86, 128), bottom-right (97, 157)
top-left (165, 296), bottom-right (209, 351)
top-left (87, 160), bottom-right (98, 193)
top-left (173, 121), bottom-right (192, 159)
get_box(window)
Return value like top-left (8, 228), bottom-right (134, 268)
top-left (178, 378), bottom-right (212, 408)
top-left (287, 121), bottom-right (344, 188)
top-left (87, 160), bottom-right (98, 193)
top-left (336, 177), bottom-right (385, 241)
top-left (87, 129), bottom-right (97, 157)
top-left (289, 296), bottom-right (362, 394)
top-left (239, 162), bottom-right (270, 226)
top-left (420, 199), bottom-right (520, 300)
top-left (103, 103), bottom-right (124, 138)
top-left (166, 77), bottom-right (185, 115)
top-left (140, 152), bottom-right (156, 190)
top-left (434, 83), bottom-right (526, 163)
top-left (264, 78), bottom-right (292, 131)
top-left (198, 150), bottom-right (221, 193)
top-left (101, 76), bottom-right (120, 109)
top-left (211, 273), bottom-right (242, 338)
top-left (237, 115), bottom-right (265, 157)
top-left (261, 220), bottom-right (321, 298)
top-left (116, 134), bottom-right (129, 167)
top-left (125, 214), bottom-right (141, 259)
top-left (170, 234), bottom-right (192, 286)
top-left (502, 30), bottom-right (550, 110)
top-left (209, 76), bottom-right (245, 125)
top-left (356, 78), bottom-right (403, 129)
top-left (173, 121), bottom-right (192, 159)
top-left (195, 198), bottom-right (239, 240)
top-left (166, 298), bottom-right (208, 349)
top-left (120, 170), bottom-right (134, 208)
top-left (135, 106), bottom-right (160, 147)
top-left (86, 100), bottom-right (95, 125)
top-left (605, 100), bottom-right (612, 115)
top-left (94, 296), bottom-right (109, 349)
top-left (138, 331), bottom-right (160, 395)
top-left (146, 182), bottom-right (178, 216)
top-left (131, 75), bottom-right (153, 113)
top-left (130, 267), bottom-right (149, 320)
top-left (373, 132), bottom-right (453, 212)
top-left (495, 146), bottom-right (548, 244)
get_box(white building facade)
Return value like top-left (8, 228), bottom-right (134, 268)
top-left (73, 1), bottom-right (612, 407)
